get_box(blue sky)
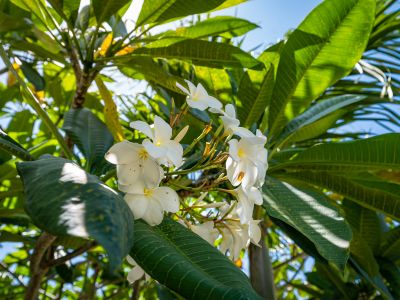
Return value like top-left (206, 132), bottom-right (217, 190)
top-left (214, 0), bottom-right (322, 49)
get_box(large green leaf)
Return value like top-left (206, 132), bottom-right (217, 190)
top-left (237, 43), bottom-right (282, 127)
top-left (268, 0), bottom-right (375, 137)
top-left (130, 218), bottom-right (261, 300)
top-left (283, 171), bottom-right (400, 220)
top-left (262, 177), bottom-right (352, 269)
top-left (131, 38), bottom-right (262, 69)
top-left (63, 108), bottom-right (114, 175)
top-left (136, 0), bottom-right (245, 27)
top-left (273, 95), bottom-right (367, 147)
top-left (159, 16), bottom-right (258, 39)
top-left (91, 0), bottom-right (130, 24)
top-left (271, 134), bottom-right (400, 172)
top-left (17, 156), bottom-right (134, 271)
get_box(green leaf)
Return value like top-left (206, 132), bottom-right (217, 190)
top-left (20, 61), bottom-right (45, 91)
top-left (130, 218), bottom-right (261, 299)
top-left (272, 134), bottom-right (400, 172)
top-left (48, 0), bottom-right (80, 26)
top-left (381, 226), bottom-right (400, 261)
top-left (91, 0), bottom-right (130, 24)
top-left (131, 39), bottom-right (262, 69)
top-left (62, 108), bottom-right (114, 175)
top-left (160, 16), bottom-right (258, 39)
top-left (237, 43), bottom-right (282, 127)
top-left (119, 57), bottom-right (186, 94)
top-left (274, 95), bottom-right (367, 147)
top-left (268, 0), bottom-right (376, 137)
top-left (343, 199), bottom-right (381, 253)
top-left (17, 156), bottom-right (134, 271)
top-left (283, 171), bottom-right (400, 220)
top-left (0, 11), bottom-right (29, 32)
top-left (262, 177), bottom-right (352, 269)
top-left (137, 0), bottom-right (245, 27)
top-left (0, 129), bottom-right (34, 161)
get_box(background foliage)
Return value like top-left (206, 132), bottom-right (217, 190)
top-left (0, 0), bottom-right (399, 299)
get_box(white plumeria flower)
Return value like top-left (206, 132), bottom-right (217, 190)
top-left (219, 223), bottom-right (249, 261)
top-left (130, 116), bottom-right (184, 167)
top-left (236, 186), bottom-right (263, 224)
top-left (210, 104), bottom-right (242, 135)
top-left (126, 256), bottom-right (150, 284)
top-left (124, 181), bottom-right (180, 226)
top-left (176, 80), bottom-right (222, 111)
top-left (226, 135), bottom-right (268, 189)
top-left (190, 221), bottom-right (219, 245)
top-left (105, 141), bottom-right (163, 188)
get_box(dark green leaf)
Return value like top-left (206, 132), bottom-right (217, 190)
top-left (62, 108), bottom-right (114, 175)
top-left (131, 39), bottom-right (262, 69)
top-left (283, 171), bottom-right (400, 220)
top-left (130, 218), bottom-right (261, 299)
top-left (272, 134), bottom-right (400, 172)
top-left (262, 177), bottom-right (351, 269)
top-left (17, 156), bottom-right (134, 271)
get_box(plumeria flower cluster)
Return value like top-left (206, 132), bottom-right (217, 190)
top-left (105, 80), bottom-right (268, 283)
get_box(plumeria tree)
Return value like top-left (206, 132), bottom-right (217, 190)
top-left (0, 0), bottom-right (400, 299)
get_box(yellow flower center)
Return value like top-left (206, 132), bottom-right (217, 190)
top-left (155, 141), bottom-right (162, 146)
top-left (144, 188), bottom-right (153, 197)
top-left (138, 149), bottom-right (149, 159)
top-left (238, 148), bottom-right (245, 158)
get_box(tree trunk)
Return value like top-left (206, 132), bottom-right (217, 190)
top-left (249, 231), bottom-right (276, 300)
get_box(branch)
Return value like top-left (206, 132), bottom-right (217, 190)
top-left (45, 241), bottom-right (96, 268)
top-left (25, 232), bottom-right (57, 300)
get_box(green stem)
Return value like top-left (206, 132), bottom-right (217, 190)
top-left (0, 46), bottom-right (74, 159)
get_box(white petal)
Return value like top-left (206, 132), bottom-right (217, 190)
top-left (154, 116), bottom-right (172, 142)
top-left (143, 139), bottom-right (167, 159)
top-left (176, 81), bottom-right (189, 95)
top-left (130, 121), bottom-right (154, 140)
top-left (248, 187), bottom-right (263, 205)
top-left (124, 194), bottom-right (149, 219)
top-left (143, 200), bottom-right (164, 225)
top-left (165, 141), bottom-right (183, 167)
top-left (187, 99), bottom-right (208, 111)
top-left (185, 79), bottom-right (197, 95)
top-left (236, 188), bottom-right (254, 224)
top-left (225, 104), bottom-right (236, 118)
top-left (105, 141), bottom-right (140, 165)
top-left (232, 127), bottom-right (254, 138)
top-left (116, 163), bottom-right (141, 185)
top-left (203, 95), bottom-right (222, 110)
top-left (228, 139), bottom-right (240, 161)
top-left (152, 187), bottom-right (180, 213)
top-left (142, 157), bottom-right (164, 187)
top-left (127, 265), bottom-right (145, 283)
